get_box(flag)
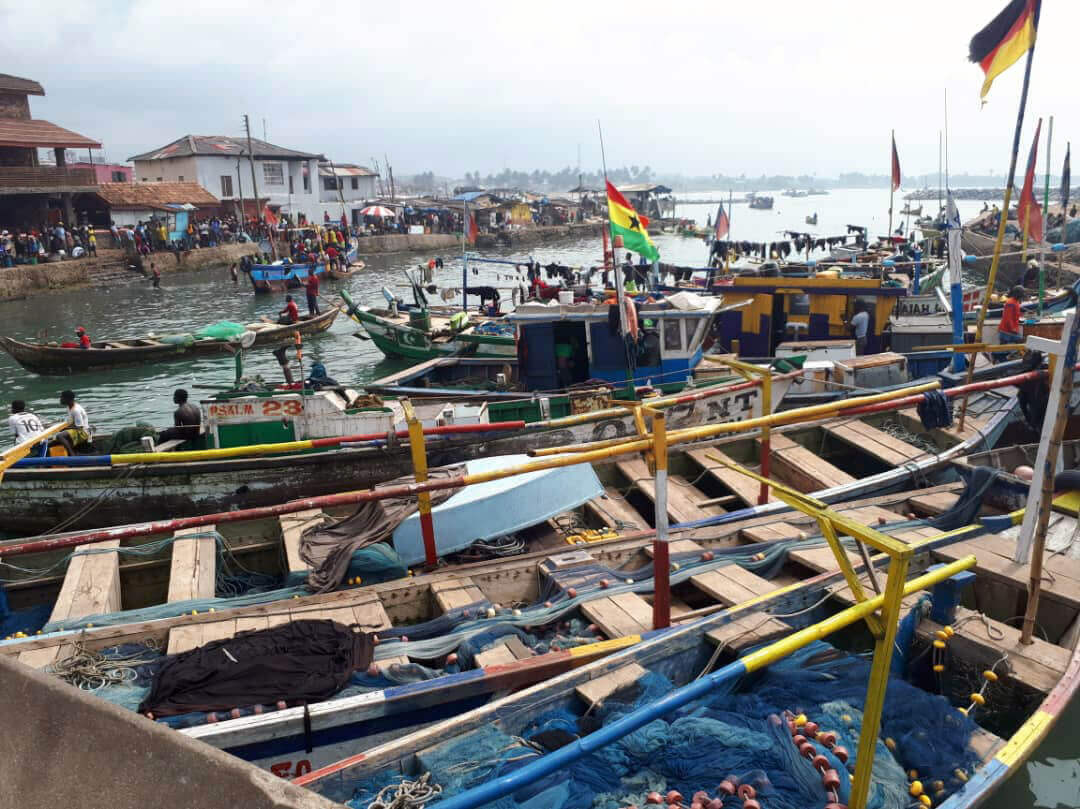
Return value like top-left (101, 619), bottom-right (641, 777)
top-left (606, 180), bottom-right (659, 262)
top-left (891, 133), bottom-right (901, 192)
top-left (1061, 142), bottom-right (1071, 212)
top-left (1017, 118), bottom-right (1044, 242)
top-left (969, 0), bottom-right (1040, 100)
top-left (465, 204), bottom-right (478, 246)
top-left (714, 202), bottom-right (730, 240)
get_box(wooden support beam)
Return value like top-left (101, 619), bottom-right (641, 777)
top-left (49, 539), bottom-right (122, 625)
top-left (166, 526), bottom-right (217, 603)
top-left (279, 509), bottom-right (323, 579)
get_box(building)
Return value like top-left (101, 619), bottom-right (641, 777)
top-left (70, 162), bottom-right (132, 184)
top-left (0, 73), bottom-right (102, 227)
top-left (128, 135), bottom-right (324, 223)
top-left (89, 182), bottom-right (220, 239)
top-left (316, 162), bottom-right (378, 224)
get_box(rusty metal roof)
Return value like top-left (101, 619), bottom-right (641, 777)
top-left (129, 135), bottom-right (322, 162)
top-left (0, 118), bottom-right (101, 149)
top-left (93, 181), bottom-right (219, 209)
top-left (0, 74), bottom-right (45, 95)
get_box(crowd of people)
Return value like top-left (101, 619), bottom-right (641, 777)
top-left (0, 222), bottom-right (98, 266)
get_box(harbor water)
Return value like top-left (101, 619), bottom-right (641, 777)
top-left (0, 187), bottom-right (1075, 806)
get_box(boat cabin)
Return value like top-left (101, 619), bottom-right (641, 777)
top-left (508, 294), bottom-right (720, 390)
top-left (714, 275), bottom-right (904, 357)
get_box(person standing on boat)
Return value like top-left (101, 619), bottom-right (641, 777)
top-left (8, 401), bottom-right (44, 447)
top-left (76, 326), bottom-right (91, 349)
top-left (279, 295), bottom-right (300, 324)
top-left (305, 271), bottom-right (320, 315)
top-left (849, 303), bottom-right (870, 356)
top-left (54, 390), bottom-right (90, 455)
top-left (996, 285), bottom-right (1025, 361)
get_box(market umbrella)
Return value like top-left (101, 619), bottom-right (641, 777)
top-left (359, 205), bottom-right (396, 217)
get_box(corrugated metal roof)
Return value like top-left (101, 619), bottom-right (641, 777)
top-left (0, 118), bottom-right (100, 149)
top-left (93, 181), bottom-right (219, 209)
top-left (318, 164), bottom-right (378, 177)
top-left (0, 73), bottom-right (45, 95)
top-left (618, 183), bottom-right (672, 194)
top-left (128, 135), bottom-right (322, 162)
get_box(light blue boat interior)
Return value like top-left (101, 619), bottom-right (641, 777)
top-left (392, 454), bottom-right (604, 565)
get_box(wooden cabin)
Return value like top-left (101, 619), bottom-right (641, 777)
top-left (714, 275), bottom-right (905, 356)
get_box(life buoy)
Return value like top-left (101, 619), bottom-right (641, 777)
top-left (624, 297), bottom-right (639, 340)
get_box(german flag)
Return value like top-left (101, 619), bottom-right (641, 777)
top-left (969, 0), bottom-right (1040, 100)
top-left (607, 181), bottom-right (659, 262)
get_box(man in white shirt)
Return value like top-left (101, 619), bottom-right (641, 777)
top-left (55, 390), bottom-right (91, 455)
top-left (8, 400), bottom-right (44, 444)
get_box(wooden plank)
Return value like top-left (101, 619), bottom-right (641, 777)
top-left (690, 564), bottom-right (776, 606)
top-left (575, 662), bottom-right (647, 709)
top-left (741, 522), bottom-right (803, 543)
top-left (166, 624), bottom-right (204, 655)
top-left (49, 539), bottom-right (122, 624)
top-left (900, 407), bottom-right (987, 443)
top-left (351, 598), bottom-right (394, 631)
top-left (685, 447), bottom-right (776, 506)
top-left (430, 578), bottom-right (485, 613)
top-left (581, 592), bottom-right (654, 638)
top-left (824, 420), bottom-right (923, 466)
top-left (18, 645), bottom-right (64, 670)
top-left (279, 509), bottom-right (324, 578)
top-left (166, 525), bottom-right (217, 603)
top-left (763, 433), bottom-right (856, 492)
top-left (644, 539), bottom-right (708, 557)
top-left (234, 616), bottom-right (269, 635)
top-left (706, 612), bottom-right (790, 651)
top-left (969, 726), bottom-right (1005, 765)
top-left (907, 490), bottom-right (961, 518)
top-left (919, 608), bottom-right (1069, 694)
top-left (615, 457), bottom-right (719, 523)
top-left (789, 544), bottom-right (863, 575)
top-left (585, 488), bottom-right (644, 531)
top-left (475, 645), bottom-right (517, 668)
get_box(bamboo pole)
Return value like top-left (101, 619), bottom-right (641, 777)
top-left (959, 44), bottom-right (1039, 431)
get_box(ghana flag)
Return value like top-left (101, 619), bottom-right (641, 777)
top-left (969, 0), bottom-right (1040, 100)
top-left (607, 180), bottom-right (659, 262)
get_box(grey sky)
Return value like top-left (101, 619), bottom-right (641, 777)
top-left (3, 0), bottom-right (1076, 180)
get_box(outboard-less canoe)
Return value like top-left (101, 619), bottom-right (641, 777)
top-left (0, 307), bottom-right (339, 375)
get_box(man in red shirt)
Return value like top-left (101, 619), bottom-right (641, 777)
top-left (304, 271), bottom-right (320, 315)
top-left (76, 326), bottom-right (91, 349)
top-left (996, 285), bottom-right (1024, 361)
top-left (278, 295), bottom-right (300, 324)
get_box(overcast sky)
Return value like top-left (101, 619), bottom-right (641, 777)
top-left (4, 0), bottom-right (1076, 180)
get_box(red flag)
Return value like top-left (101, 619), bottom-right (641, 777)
top-left (1017, 118), bottom-right (1044, 242)
top-left (714, 203), bottom-right (729, 240)
top-left (465, 206), bottom-right (478, 245)
top-left (606, 180), bottom-right (650, 228)
top-left (891, 133), bottom-right (901, 192)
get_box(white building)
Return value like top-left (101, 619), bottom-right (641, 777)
top-left (316, 162), bottom-right (379, 225)
top-left (128, 135), bottom-right (325, 223)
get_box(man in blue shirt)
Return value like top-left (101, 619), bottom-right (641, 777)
top-left (850, 304), bottom-right (870, 356)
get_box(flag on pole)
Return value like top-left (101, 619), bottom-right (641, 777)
top-left (969, 0), bottom-right (1040, 100)
top-left (1017, 118), bottom-right (1044, 242)
top-left (1061, 142), bottom-right (1071, 211)
top-left (891, 133), bottom-right (902, 192)
top-left (606, 181), bottom-right (659, 262)
top-left (465, 205), bottom-right (478, 246)
top-left (714, 202), bottom-right (730, 240)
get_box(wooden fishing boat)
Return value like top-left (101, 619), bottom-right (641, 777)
top-left (294, 482), bottom-right (1080, 809)
top-left (325, 259), bottom-right (365, 280)
top-left (0, 307), bottom-right (340, 375)
top-left (249, 242), bottom-right (360, 294)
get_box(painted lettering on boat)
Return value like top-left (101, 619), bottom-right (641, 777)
top-left (208, 400), bottom-right (302, 421)
top-left (270, 759), bottom-right (312, 778)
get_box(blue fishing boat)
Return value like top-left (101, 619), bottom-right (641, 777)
top-left (249, 241), bottom-right (361, 293)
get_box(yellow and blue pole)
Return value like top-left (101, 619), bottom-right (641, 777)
top-left (0, 420), bottom-right (70, 482)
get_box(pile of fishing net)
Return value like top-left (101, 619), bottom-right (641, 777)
top-left (345, 638), bottom-right (979, 809)
top-left (193, 320), bottom-right (248, 341)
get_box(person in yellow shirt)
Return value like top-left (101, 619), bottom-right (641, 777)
top-left (87, 225), bottom-right (97, 257)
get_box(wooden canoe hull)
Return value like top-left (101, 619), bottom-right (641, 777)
top-left (0, 308), bottom-right (339, 375)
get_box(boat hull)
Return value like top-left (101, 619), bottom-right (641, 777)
top-left (349, 307), bottom-right (515, 361)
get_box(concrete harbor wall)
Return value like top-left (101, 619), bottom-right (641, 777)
top-left (0, 653), bottom-right (343, 808)
top-left (0, 243), bottom-right (257, 300)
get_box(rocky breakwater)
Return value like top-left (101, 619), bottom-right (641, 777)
top-left (354, 222), bottom-right (603, 255)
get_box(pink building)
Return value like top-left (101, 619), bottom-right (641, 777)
top-left (70, 161), bottom-right (132, 183)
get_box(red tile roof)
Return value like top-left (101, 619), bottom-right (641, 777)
top-left (94, 182), bottom-right (219, 209)
top-left (0, 118), bottom-right (100, 149)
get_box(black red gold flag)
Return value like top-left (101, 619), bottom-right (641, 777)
top-left (969, 0), bottom-right (1040, 100)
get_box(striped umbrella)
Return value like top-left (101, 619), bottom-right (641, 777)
top-left (359, 205), bottom-right (396, 217)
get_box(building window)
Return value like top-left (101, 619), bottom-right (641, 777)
top-left (302, 168), bottom-right (310, 192)
top-left (221, 175), bottom-right (234, 197)
top-left (111, 171), bottom-right (126, 182)
top-left (262, 162), bottom-right (284, 185)
top-left (323, 177), bottom-right (339, 192)
top-left (663, 319), bottom-right (685, 352)
top-left (289, 175), bottom-right (294, 194)
top-left (156, 177), bottom-right (162, 182)
top-left (178, 175), bottom-right (184, 182)
top-left (351, 177), bottom-right (358, 190)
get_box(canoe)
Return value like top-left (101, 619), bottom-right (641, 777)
top-left (326, 260), bottom-right (365, 281)
top-left (295, 484), bottom-right (1080, 809)
top-left (0, 368), bottom-right (795, 534)
top-left (249, 244), bottom-right (360, 293)
top-left (0, 457), bottom-right (1021, 778)
top-left (0, 307), bottom-right (340, 375)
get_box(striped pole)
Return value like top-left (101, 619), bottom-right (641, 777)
top-left (651, 409), bottom-right (670, 630)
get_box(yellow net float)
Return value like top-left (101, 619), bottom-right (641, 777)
top-left (982, 669), bottom-right (998, 682)
top-left (970, 693), bottom-right (986, 706)
top-left (932, 664), bottom-right (945, 672)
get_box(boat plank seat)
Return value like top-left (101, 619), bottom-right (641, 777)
top-left (575, 662), bottom-right (648, 710)
top-left (907, 490), bottom-right (962, 518)
top-left (279, 509), bottom-right (324, 580)
top-left (685, 447), bottom-right (777, 506)
top-left (614, 456), bottom-right (720, 523)
top-left (741, 522), bottom-right (804, 544)
top-left (166, 525), bottom-right (217, 603)
top-left (431, 578), bottom-right (486, 613)
top-left (585, 488), bottom-right (644, 531)
top-left (581, 592), bottom-right (655, 638)
top-left (788, 544), bottom-right (864, 575)
top-left (644, 537), bottom-right (776, 606)
top-left (761, 434), bottom-right (856, 492)
top-left (475, 636), bottom-right (533, 668)
top-left (932, 534), bottom-right (1080, 612)
top-left (49, 539), bottom-right (122, 625)
top-left (706, 612), bottom-right (790, 652)
top-left (920, 607), bottom-right (1070, 694)
top-left (105, 341), bottom-right (130, 349)
top-left (900, 407), bottom-right (987, 443)
top-left (824, 420), bottom-right (924, 466)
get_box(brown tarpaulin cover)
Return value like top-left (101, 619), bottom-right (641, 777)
top-left (299, 465), bottom-right (465, 592)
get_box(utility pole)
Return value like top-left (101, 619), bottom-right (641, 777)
top-left (236, 156), bottom-right (246, 225)
top-left (243, 114), bottom-right (261, 224)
